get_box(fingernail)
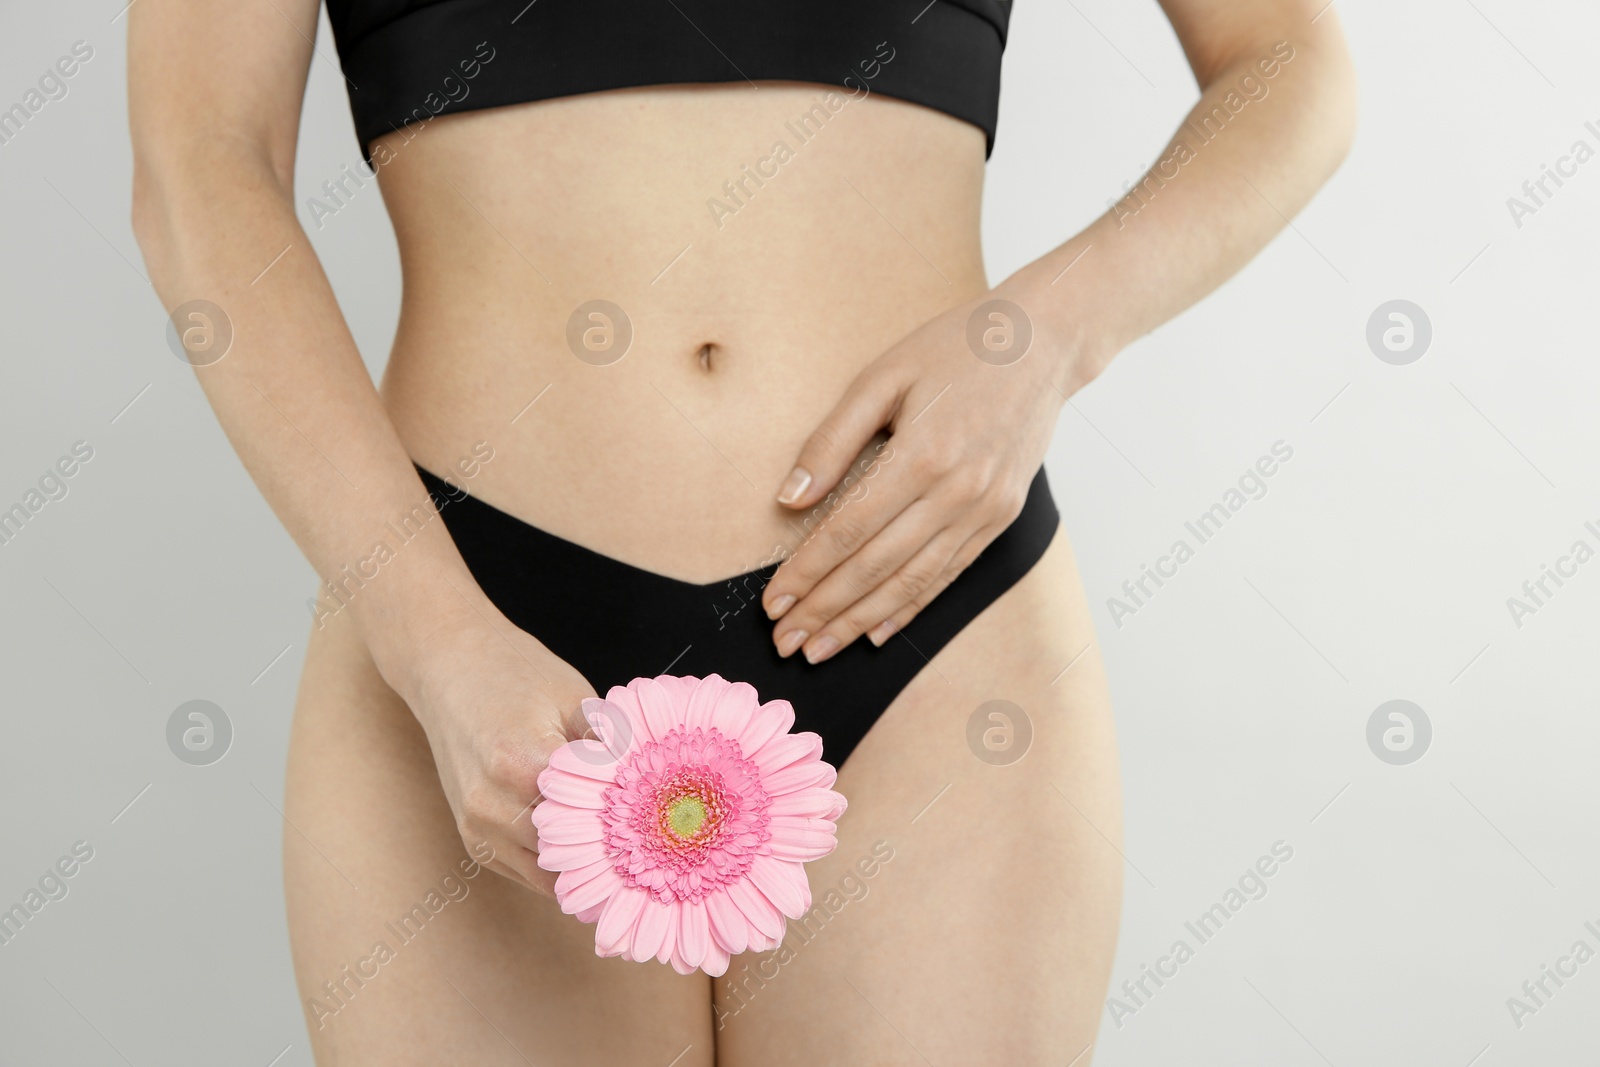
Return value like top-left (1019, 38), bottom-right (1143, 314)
top-left (777, 629), bottom-right (809, 657)
top-left (805, 635), bottom-right (840, 664)
top-left (777, 467), bottom-right (812, 505)
top-left (868, 620), bottom-right (896, 646)
top-left (767, 594), bottom-right (796, 619)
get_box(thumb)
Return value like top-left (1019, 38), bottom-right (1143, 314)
top-left (777, 367), bottom-right (902, 509)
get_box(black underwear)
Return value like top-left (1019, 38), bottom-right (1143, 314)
top-left (417, 464), bottom-right (1058, 765)
top-left (324, 0), bottom-right (1013, 162)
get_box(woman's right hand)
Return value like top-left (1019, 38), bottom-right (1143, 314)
top-left (386, 604), bottom-right (599, 898)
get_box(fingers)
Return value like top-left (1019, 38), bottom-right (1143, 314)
top-left (776, 366), bottom-right (902, 509)
top-left (485, 847), bottom-right (556, 897)
top-left (486, 858), bottom-right (535, 891)
top-left (835, 524), bottom-right (998, 659)
top-left (481, 795), bottom-right (556, 896)
top-left (771, 506), bottom-right (965, 662)
top-left (514, 845), bottom-right (558, 896)
top-left (863, 526), bottom-right (998, 646)
top-left (460, 748), bottom-right (555, 897)
top-left (762, 463), bottom-right (922, 621)
top-left (767, 439), bottom-right (1032, 659)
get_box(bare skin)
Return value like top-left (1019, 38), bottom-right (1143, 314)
top-left (286, 527), bottom-right (1117, 1064)
top-left (129, 0), bottom-right (1354, 1062)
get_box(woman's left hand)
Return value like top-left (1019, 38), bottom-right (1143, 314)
top-left (761, 280), bottom-right (1098, 663)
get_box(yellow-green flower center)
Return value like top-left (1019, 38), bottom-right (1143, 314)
top-left (665, 794), bottom-right (709, 839)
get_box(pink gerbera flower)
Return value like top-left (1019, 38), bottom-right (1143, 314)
top-left (533, 674), bottom-right (847, 977)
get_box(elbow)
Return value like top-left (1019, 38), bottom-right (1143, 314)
top-left (1209, 22), bottom-right (1358, 186)
top-left (1290, 23), bottom-right (1359, 181)
top-left (128, 131), bottom-right (194, 284)
top-left (129, 158), bottom-right (167, 274)
top-left (128, 131), bottom-right (293, 293)
top-left (130, 156), bottom-right (185, 295)
top-left (1319, 50), bottom-right (1358, 179)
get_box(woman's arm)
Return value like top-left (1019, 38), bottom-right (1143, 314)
top-left (129, 0), bottom-right (590, 892)
top-left (1016, 0), bottom-right (1358, 370)
top-left (760, 0), bottom-right (1357, 661)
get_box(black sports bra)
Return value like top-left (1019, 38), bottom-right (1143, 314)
top-left (324, 0), bottom-right (1012, 162)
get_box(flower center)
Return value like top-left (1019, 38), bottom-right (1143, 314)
top-left (664, 794), bottom-right (709, 839)
top-left (601, 726), bottom-right (775, 904)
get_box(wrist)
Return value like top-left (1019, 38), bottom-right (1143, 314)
top-left (324, 552), bottom-right (500, 707)
top-left (997, 251), bottom-right (1122, 395)
top-left (368, 597), bottom-right (488, 708)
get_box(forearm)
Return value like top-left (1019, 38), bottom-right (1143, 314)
top-left (1007, 21), bottom-right (1357, 385)
top-left (133, 155), bottom-right (493, 698)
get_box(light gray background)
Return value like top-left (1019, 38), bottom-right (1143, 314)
top-left (3, 1), bottom-right (1597, 1064)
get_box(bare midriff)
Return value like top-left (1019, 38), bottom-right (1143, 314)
top-left (375, 82), bottom-right (991, 583)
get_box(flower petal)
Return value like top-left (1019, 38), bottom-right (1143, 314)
top-left (634, 678), bottom-right (680, 742)
top-left (554, 856), bottom-right (613, 894)
top-left (710, 680), bottom-right (759, 741)
top-left (669, 946), bottom-right (695, 975)
top-left (684, 675), bottom-right (729, 733)
top-left (655, 901), bottom-right (680, 965)
top-left (574, 902), bottom-right (605, 924)
top-left (549, 741), bottom-right (626, 782)
top-left (595, 886), bottom-right (649, 956)
top-left (767, 787), bottom-right (848, 820)
top-left (751, 731), bottom-right (823, 776)
top-left (701, 939), bottom-right (731, 977)
top-left (605, 684), bottom-right (654, 744)
top-left (822, 789), bottom-right (847, 820)
top-left (727, 876), bottom-right (784, 941)
top-left (767, 816), bottom-right (839, 862)
top-left (536, 839), bottom-right (607, 872)
top-left (748, 855), bottom-right (810, 919)
top-left (630, 896), bottom-right (672, 962)
top-left (679, 898), bottom-right (710, 970)
top-left (530, 798), bottom-right (579, 829)
top-left (559, 864), bottom-right (624, 915)
top-left (581, 697), bottom-right (642, 763)
top-left (659, 674), bottom-right (701, 696)
top-left (761, 759), bottom-right (836, 797)
top-left (745, 927), bottom-right (782, 954)
top-left (736, 698), bottom-right (795, 756)
top-left (705, 889), bottom-right (749, 956)
top-left (536, 770), bottom-right (610, 809)
top-left (531, 803), bottom-right (605, 845)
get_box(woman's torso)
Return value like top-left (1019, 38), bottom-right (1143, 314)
top-left (373, 83), bottom-right (991, 581)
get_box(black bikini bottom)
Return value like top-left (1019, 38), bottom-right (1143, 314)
top-left (417, 465), bottom-right (1059, 766)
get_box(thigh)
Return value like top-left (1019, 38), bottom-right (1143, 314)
top-left (282, 606), bottom-right (715, 1066)
top-left (713, 528), bottom-right (1123, 1066)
